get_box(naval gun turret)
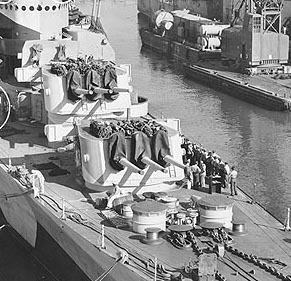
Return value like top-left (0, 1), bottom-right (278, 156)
top-left (77, 118), bottom-right (185, 193)
top-left (0, 0), bottom-right (186, 195)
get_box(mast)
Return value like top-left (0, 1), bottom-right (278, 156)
top-left (92, 0), bottom-right (101, 23)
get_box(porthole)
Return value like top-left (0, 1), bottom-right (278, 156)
top-left (15, 5), bottom-right (18, 10)
top-left (9, 5), bottom-right (13, 10)
top-left (29, 6), bottom-right (34, 11)
top-left (37, 5), bottom-right (42, 11)
top-left (44, 6), bottom-right (49, 11)
top-left (5, 4), bottom-right (8, 9)
top-left (21, 6), bottom-right (26, 11)
top-left (52, 5), bottom-right (56, 10)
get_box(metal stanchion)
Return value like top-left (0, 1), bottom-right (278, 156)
top-left (284, 208), bottom-right (291, 231)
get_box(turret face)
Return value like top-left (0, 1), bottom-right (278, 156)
top-left (77, 119), bottom-right (185, 192)
top-left (0, 0), bottom-right (69, 40)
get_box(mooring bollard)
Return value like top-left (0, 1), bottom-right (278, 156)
top-left (61, 198), bottom-right (66, 220)
top-left (284, 208), bottom-right (291, 231)
top-left (101, 224), bottom-right (106, 249)
top-left (251, 183), bottom-right (256, 204)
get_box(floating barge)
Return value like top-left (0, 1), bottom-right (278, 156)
top-left (138, 1), bottom-right (291, 111)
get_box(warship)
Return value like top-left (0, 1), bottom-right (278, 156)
top-left (138, 0), bottom-right (291, 111)
top-left (1, 0), bottom-right (291, 281)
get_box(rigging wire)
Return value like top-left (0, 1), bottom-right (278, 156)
top-left (94, 256), bottom-right (122, 281)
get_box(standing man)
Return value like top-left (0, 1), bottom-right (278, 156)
top-left (229, 166), bottom-right (238, 196)
top-left (206, 151), bottom-right (215, 194)
top-left (219, 161), bottom-right (226, 188)
top-left (224, 162), bottom-right (230, 189)
top-left (184, 159), bottom-right (193, 189)
top-left (191, 161), bottom-right (201, 190)
top-left (199, 160), bottom-right (206, 189)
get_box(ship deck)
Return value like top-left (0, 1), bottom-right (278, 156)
top-left (1, 121), bottom-right (291, 280)
top-left (195, 60), bottom-right (291, 100)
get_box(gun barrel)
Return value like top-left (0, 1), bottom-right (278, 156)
top-left (112, 86), bottom-right (133, 93)
top-left (119, 158), bottom-right (144, 175)
top-left (92, 87), bottom-right (113, 94)
top-left (75, 88), bottom-right (90, 96)
top-left (142, 156), bottom-right (168, 173)
top-left (163, 155), bottom-right (185, 169)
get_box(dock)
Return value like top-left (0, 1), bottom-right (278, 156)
top-left (184, 63), bottom-right (291, 111)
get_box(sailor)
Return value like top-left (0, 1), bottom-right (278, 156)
top-left (184, 159), bottom-right (193, 189)
top-left (191, 161), bottom-right (201, 190)
top-left (205, 151), bottom-right (215, 194)
top-left (199, 160), bottom-right (206, 189)
top-left (229, 166), bottom-right (238, 196)
top-left (219, 161), bottom-right (226, 188)
top-left (186, 141), bottom-right (194, 162)
top-left (214, 156), bottom-right (221, 175)
top-left (200, 148), bottom-right (207, 163)
top-left (224, 162), bottom-right (230, 188)
top-left (193, 144), bottom-right (201, 163)
top-left (181, 138), bottom-right (193, 161)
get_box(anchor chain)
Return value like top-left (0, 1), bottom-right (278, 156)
top-left (224, 244), bottom-right (290, 281)
top-left (169, 229), bottom-right (228, 281)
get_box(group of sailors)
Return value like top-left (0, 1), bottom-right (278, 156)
top-left (181, 138), bottom-right (238, 196)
